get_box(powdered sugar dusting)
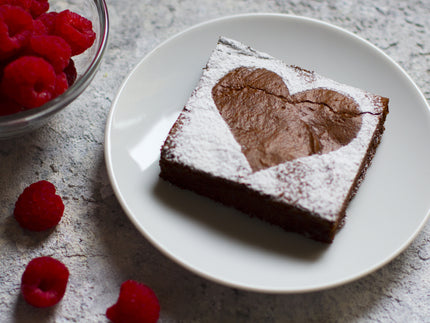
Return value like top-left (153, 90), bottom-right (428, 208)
top-left (162, 37), bottom-right (386, 221)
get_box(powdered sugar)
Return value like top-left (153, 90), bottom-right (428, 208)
top-left (162, 37), bottom-right (386, 221)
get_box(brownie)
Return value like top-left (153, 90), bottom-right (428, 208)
top-left (159, 37), bottom-right (389, 243)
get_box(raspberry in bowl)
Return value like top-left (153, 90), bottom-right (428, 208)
top-left (0, 0), bottom-right (109, 139)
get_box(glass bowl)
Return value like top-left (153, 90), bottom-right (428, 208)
top-left (0, 0), bottom-right (109, 139)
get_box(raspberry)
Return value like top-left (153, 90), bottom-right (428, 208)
top-left (29, 0), bottom-right (48, 18)
top-left (32, 18), bottom-right (48, 35)
top-left (0, 94), bottom-right (24, 115)
top-left (1, 56), bottom-right (57, 109)
top-left (54, 71), bottom-right (68, 97)
top-left (0, 5), bottom-right (97, 116)
top-left (14, 180), bottom-right (64, 231)
top-left (53, 10), bottom-right (95, 56)
top-left (0, 0), bottom-right (32, 11)
top-left (21, 256), bottom-right (69, 308)
top-left (106, 280), bottom-right (160, 323)
top-left (27, 35), bottom-right (71, 73)
top-left (64, 58), bottom-right (76, 86)
top-left (36, 11), bottom-right (57, 34)
top-left (0, 5), bottom-right (34, 59)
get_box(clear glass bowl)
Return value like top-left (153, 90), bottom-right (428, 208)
top-left (0, 0), bottom-right (109, 139)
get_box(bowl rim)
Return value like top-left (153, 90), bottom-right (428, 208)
top-left (0, 0), bottom-right (110, 130)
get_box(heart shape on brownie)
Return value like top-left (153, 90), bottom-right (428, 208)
top-left (212, 67), bottom-right (363, 172)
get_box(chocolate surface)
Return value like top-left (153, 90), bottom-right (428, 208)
top-left (212, 67), bottom-right (363, 171)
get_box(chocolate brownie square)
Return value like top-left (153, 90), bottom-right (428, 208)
top-left (159, 37), bottom-right (389, 243)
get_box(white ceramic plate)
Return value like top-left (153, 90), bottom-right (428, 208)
top-left (105, 14), bottom-right (430, 293)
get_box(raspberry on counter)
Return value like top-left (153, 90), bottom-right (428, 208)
top-left (106, 280), bottom-right (160, 323)
top-left (21, 256), bottom-right (69, 308)
top-left (14, 180), bottom-right (65, 231)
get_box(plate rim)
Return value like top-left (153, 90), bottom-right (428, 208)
top-left (105, 13), bottom-right (430, 293)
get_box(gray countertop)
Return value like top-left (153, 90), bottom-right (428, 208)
top-left (1, 0), bottom-right (430, 322)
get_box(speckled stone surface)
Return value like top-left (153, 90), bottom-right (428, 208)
top-left (1, 0), bottom-right (430, 322)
